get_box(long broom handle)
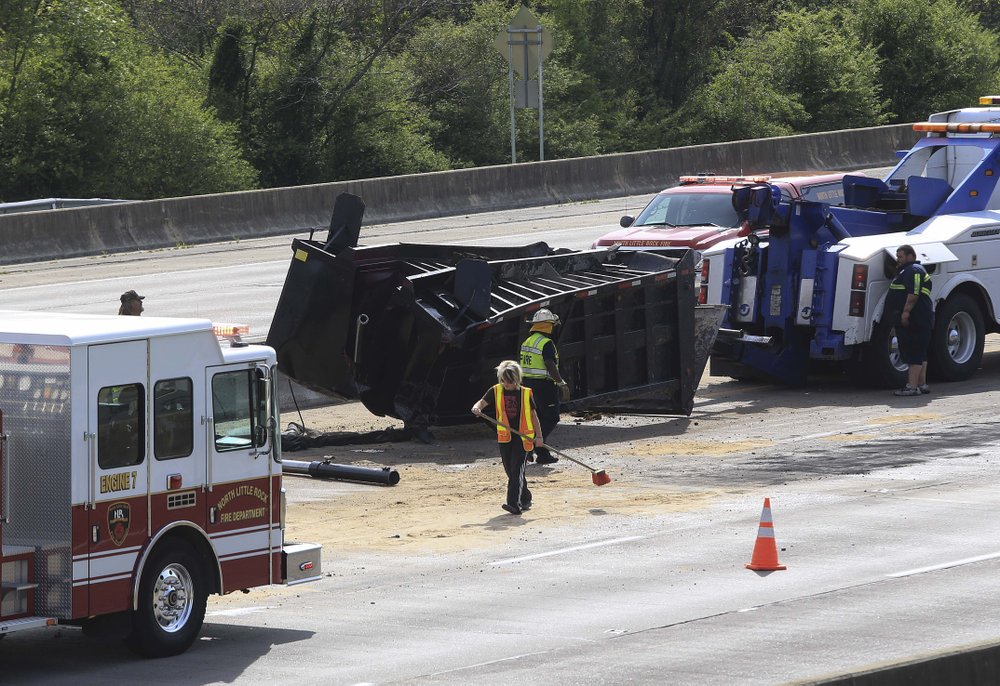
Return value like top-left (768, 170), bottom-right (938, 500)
top-left (474, 411), bottom-right (601, 473)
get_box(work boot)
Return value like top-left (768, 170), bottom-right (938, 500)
top-left (501, 503), bottom-right (522, 515)
top-left (535, 455), bottom-right (559, 465)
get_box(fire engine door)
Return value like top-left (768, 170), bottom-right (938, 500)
top-left (204, 364), bottom-right (274, 581)
top-left (86, 341), bottom-right (150, 608)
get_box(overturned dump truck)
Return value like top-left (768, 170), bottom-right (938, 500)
top-left (266, 194), bottom-right (723, 428)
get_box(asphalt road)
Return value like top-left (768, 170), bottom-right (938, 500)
top-left (5, 183), bottom-right (1000, 684)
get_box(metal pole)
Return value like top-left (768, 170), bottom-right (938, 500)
top-left (508, 31), bottom-right (517, 164)
top-left (522, 31), bottom-right (530, 160)
top-left (536, 26), bottom-right (544, 162)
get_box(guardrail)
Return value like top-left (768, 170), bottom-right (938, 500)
top-left (0, 124), bottom-right (919, 266)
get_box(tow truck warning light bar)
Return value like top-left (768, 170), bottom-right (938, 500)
top-left (913, 122), bottom-right (1000, 134)
top-left (679, 174), bottom-right (772, 185)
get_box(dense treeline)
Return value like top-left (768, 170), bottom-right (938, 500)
top-left (1, 0), bottom-right (998, 201)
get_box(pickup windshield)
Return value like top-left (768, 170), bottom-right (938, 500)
top-left (634, 192), bottom-right (740, 228)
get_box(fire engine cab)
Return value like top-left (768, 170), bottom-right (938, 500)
top-left (0, 311), bottom-right (320, 656)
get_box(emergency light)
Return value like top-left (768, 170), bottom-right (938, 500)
top-left (913, 122), bottom-right (1000, 134)
top-left (679, 174), bottom-right (772, 185)
top-left (212, 323), bottom-right (250, 339)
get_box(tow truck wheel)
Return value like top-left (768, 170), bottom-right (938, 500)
top-left (856, 321), bottom-right (908, 388)
top-left (929, 294), bottom-right (984, 382)
top-left (125, 541), bottom-right (207, 658)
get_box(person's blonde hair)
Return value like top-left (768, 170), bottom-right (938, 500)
top-left (495, 360), bottom-right (522, 388)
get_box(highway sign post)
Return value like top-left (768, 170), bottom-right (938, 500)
top-left (494, 6), bottom-right (553, 163)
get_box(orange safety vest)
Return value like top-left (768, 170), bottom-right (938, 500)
top-left (493, 384), bottom-right (535, 451)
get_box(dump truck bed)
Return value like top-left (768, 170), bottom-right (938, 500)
top-left (267, 233), bottom-right (722, 427)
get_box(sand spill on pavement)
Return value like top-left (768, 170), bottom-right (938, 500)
top-left (287, 460), bottom-right (721, 553)
top-left (629, 438), bottom-right (774, 456)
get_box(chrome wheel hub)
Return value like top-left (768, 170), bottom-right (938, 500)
top-left (946, 312), bottom-right (975, 364)
top-left (152, 563), bottom-right (194, 633)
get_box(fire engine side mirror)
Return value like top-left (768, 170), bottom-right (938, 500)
top-left (620, 216), bottom-right (634, 228)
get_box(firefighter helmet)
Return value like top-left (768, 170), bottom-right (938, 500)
top-left (528, 308), bottom-right (560, 324)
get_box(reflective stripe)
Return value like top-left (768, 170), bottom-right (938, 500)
top-left (493, 385), bottom-right (535, 451)
top-left (520, 332), bottom-right (559, 380)
top-left (494, 385), bottom-right (511, 443)
top-left (755, 528), bottom-right (775, 539)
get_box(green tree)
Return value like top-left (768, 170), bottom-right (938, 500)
top-left (675, 7), bottom-right (887, 144)
top-left (0, 0), bottom-right (255, 200)
top-left (853, 0), bottom-right (1000, 121)
top-left (405, 1), bottom-right (512, 167)
top-left (956, 0), bottom-right (1000, 33)
top-left (244, 4), bottom-right (450, 185)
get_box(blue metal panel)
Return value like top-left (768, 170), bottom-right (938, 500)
top-left (811, 249), bottom-right (839, 329)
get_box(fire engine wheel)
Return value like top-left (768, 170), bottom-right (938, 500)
top-left (126, 542), bottom-right (207, 658)
top-left (929, 294), bottom-right (984, 382)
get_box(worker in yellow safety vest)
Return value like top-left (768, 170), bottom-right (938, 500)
top-left (472, 360), bottom-right (544, 515)
top-left (519, 308), bottom-right (568, 465)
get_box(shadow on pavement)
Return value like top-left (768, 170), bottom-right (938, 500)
top-left (1, 622), bottom-right (313, 685)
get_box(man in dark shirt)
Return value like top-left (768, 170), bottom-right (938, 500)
top-left (886, 244), bottom-right (933, 396)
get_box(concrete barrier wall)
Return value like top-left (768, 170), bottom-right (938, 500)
top-left (0, 124), bottom-right (919, 266)
top-left (813, 638), bottom-right (1000, 685)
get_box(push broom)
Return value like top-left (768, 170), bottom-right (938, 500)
top-left (476, 413), bottom-right (612, 486)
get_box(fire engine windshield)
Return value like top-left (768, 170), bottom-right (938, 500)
top-left (634, 192), bottom-right (740, 228)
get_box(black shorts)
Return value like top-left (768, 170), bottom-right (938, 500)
top-left (896, 323), bottom-right (932, 365)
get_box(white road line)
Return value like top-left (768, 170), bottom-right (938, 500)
top-left (205, 606), bottom-right (273, 617)
top-left (886, 551), bottom-right (1000, 578)
top-left (491, 535), bottom-right (646, 566)
top-left (892, 496), bottom-right (982, 505)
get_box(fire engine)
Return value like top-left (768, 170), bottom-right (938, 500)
top-left (703, 97), bottom-right (1000, 386)
top-left (0, 311), bottom-right (321, 656)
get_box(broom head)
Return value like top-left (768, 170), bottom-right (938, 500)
top-left (591, 470), bottom-right (612, 486)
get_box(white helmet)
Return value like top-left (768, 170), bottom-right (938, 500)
top-left (529, 308), bottom-right (560, 324)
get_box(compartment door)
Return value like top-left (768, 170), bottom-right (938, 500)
top-left (86, 341), bottom-right (149, 614)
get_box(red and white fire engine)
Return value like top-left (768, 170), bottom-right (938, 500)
top-left (0, 311), bottom-right (320, 656)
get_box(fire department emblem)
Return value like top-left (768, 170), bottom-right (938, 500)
top-left (108, 502), bottom-right (130, 546)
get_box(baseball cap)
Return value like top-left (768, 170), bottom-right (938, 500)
top-left (120, 290), bottom-right (145, 303)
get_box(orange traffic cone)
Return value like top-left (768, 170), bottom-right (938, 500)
top-left (746, 497), bottom-right (786, 571)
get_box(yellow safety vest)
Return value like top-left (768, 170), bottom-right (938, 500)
top-left (494, 385), bottom-right (535, 451)
top-left (520, 332), bottom-right (558, 380)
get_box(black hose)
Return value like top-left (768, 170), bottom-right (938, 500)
top-left (282, 459), bottom-right (400, 486)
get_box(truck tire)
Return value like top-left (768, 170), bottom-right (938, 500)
top-left (855, 321), bottom-right (908, 388)
top-left (928, 294), bottom-right (984, 382)
top-left (125, 541), bottom-right (208, 658)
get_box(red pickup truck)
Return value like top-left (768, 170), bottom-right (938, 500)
top-left (593, 173), bottom-right (851, 254)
